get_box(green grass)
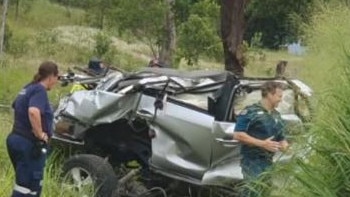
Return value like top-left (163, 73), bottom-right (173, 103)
top-left (0, 113), bottom-right (13, 197)
top-left (0, 112), bottom-right (96, 197)
top-left (245, 49), bottom-right (306, 78)
top-left (7, 0), bottom-right (84, 33)
top-left (273, 3), bottom-right (350, 197)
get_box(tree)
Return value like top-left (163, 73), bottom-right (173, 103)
top-left (0, 0), bottom-right (9, 55)
top-left (14, 0), bottom-right (19, 20)
top-left (177, 0), bottom-right (221, 65)
top-left (75, 0), bottom-right (115, 29)
top-left (159, 0), bottom-right (176, 67)
top-left (112, 0), bottom-right (166, 59)
top-left (10, 0), bottom-right (34, 20)
top-left (245, 0), bottom-right (314, 48)
top-left (220, 0), bottom-right (249, 77)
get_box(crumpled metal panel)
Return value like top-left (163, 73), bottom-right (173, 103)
top-left (138, 95), bottom-right (214, 179)
top-left (210, 122), bottom-right (240, 163)
top-left (61, 90), bottom-right (140, 125)
top-left (150, 124), bottom-right (209, 177)
top-left (202, 121), bottom-right (243, 184)
top-left (290, 79), bottom-right (313, 97)
top-left (95, 71), bottom-right (124, 91)
top-left (202, 156), bottom-right (243, 184)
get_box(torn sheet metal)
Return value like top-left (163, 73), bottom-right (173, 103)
top-left (59, 90), bottom-right (140, 125)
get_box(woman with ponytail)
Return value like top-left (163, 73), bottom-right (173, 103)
top-left (6, 61), bottom-right (59, 197)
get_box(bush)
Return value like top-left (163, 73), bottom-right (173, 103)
top-left (177, 14), bottom-right (222, 65)
top-left (177, 0), bottom-right (222, 65)
top-left (7, 34), bottom-right (30, 58)
top-left (94, 31), bottom-right (111, 58)
top-left (35, 30), bottom-right (60, 56)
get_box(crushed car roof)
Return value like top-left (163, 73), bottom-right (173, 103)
top-left (139, 68), bottom-right (229, 81)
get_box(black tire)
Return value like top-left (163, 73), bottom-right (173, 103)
top-left (62, 154), bottom-right (118, 197)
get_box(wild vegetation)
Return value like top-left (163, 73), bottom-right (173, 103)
top-left (1, 0), bottom-right (350, 196)
top-left (275, 3), bottom-right (350, 196)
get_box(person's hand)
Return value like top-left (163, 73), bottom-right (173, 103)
top-left (41, 132), bottom-right (49, 143)
top-left (261, 136), bottom-right (281, 152)
top-left (279, 140), bottom-right (289, 152)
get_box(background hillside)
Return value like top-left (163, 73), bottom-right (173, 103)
top-left (0, 0), bottom-right (308, 103)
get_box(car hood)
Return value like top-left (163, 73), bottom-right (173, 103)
top-left (55, 90), bottom-right (140, 126)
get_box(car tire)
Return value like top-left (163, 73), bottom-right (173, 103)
top-left (62, 154), bottom-right (118, 197)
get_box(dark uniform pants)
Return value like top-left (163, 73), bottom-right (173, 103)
top-left (240, 157), bottom-right (272, 197)
top-left (6, 133), bottom-right (46, 197)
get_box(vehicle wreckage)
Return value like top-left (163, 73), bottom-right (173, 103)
top-left (53, 67), bottom-right (313, 197)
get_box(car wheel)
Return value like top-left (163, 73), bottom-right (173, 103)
top-left (62, 154), bottom-right (118, 197)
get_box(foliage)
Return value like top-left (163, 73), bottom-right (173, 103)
top-left (11, 0), bottom-right (83, 30)
top-left (35, 30), bottom-right (60, 56)
top-left (177, 0), bottom-right (222, 65)
top-left (277, 3), bottom-right (350, 196)
top-left (0, 112), bottom-right (96, 196)
top-left (94, 31), bottom-right (111, 58)
top-left (111, 0), bottom-right (166, 56)
top-left (49, 0), bottom-right (318, 51)
top-left (249, 32), bottom-right (263, 48)
top-left (82, 0), bottom-right (116, 29)
top-left (4, 23), bottom-right (13, 52)
top-left (245, 0), bottom-right (315, 48)
top-left (173, 0), bottom-right (198, 26)
top-left (0, 59), bottom-right (33, 103)
top-left (7, 33), bottom-right (30, 58)
top-left (9, 0), bottom-right (35, 17)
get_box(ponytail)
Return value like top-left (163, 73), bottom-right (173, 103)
top-left (31, 61), bottom-right (58, 84)
top-left (32, 73), bottom-right (43, 83)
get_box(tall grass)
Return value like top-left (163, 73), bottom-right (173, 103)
top-left (0, 1), bottom-right (98, 196)
top-left (7, 0), bottom-right (84, 32)
top-left (0, 112), bottom-right (95, 197)
top-left (276, 3), bottom-right (350, 197)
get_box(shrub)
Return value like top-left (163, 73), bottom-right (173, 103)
top-left (7, 34), bottom-right (30, 58)
top-left (94, 31), bottom-right (111, 58)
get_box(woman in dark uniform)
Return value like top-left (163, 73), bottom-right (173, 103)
top-left (6, 61), bottom-right (59, 197)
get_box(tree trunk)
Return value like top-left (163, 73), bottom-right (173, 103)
top-left (275, 60), bottom-right (288, 78)
top-left (220, 0), bottom-right (249, 77)
top-left (65, 0), bottom-right (71, 18)
top-left (15, 0), bottom-right (19, 20)
top-left (159, 0), bottom-right (176, 67)
top-left (0, 0), bottom-right (9, 55)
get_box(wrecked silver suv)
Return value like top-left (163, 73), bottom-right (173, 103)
top-left (53, 68), bottom-right (312, 197)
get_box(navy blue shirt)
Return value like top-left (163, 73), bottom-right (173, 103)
top-left (12, 83), bottom-right (53, 141)
top-left (234, 103), bottom-right (285, 159)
